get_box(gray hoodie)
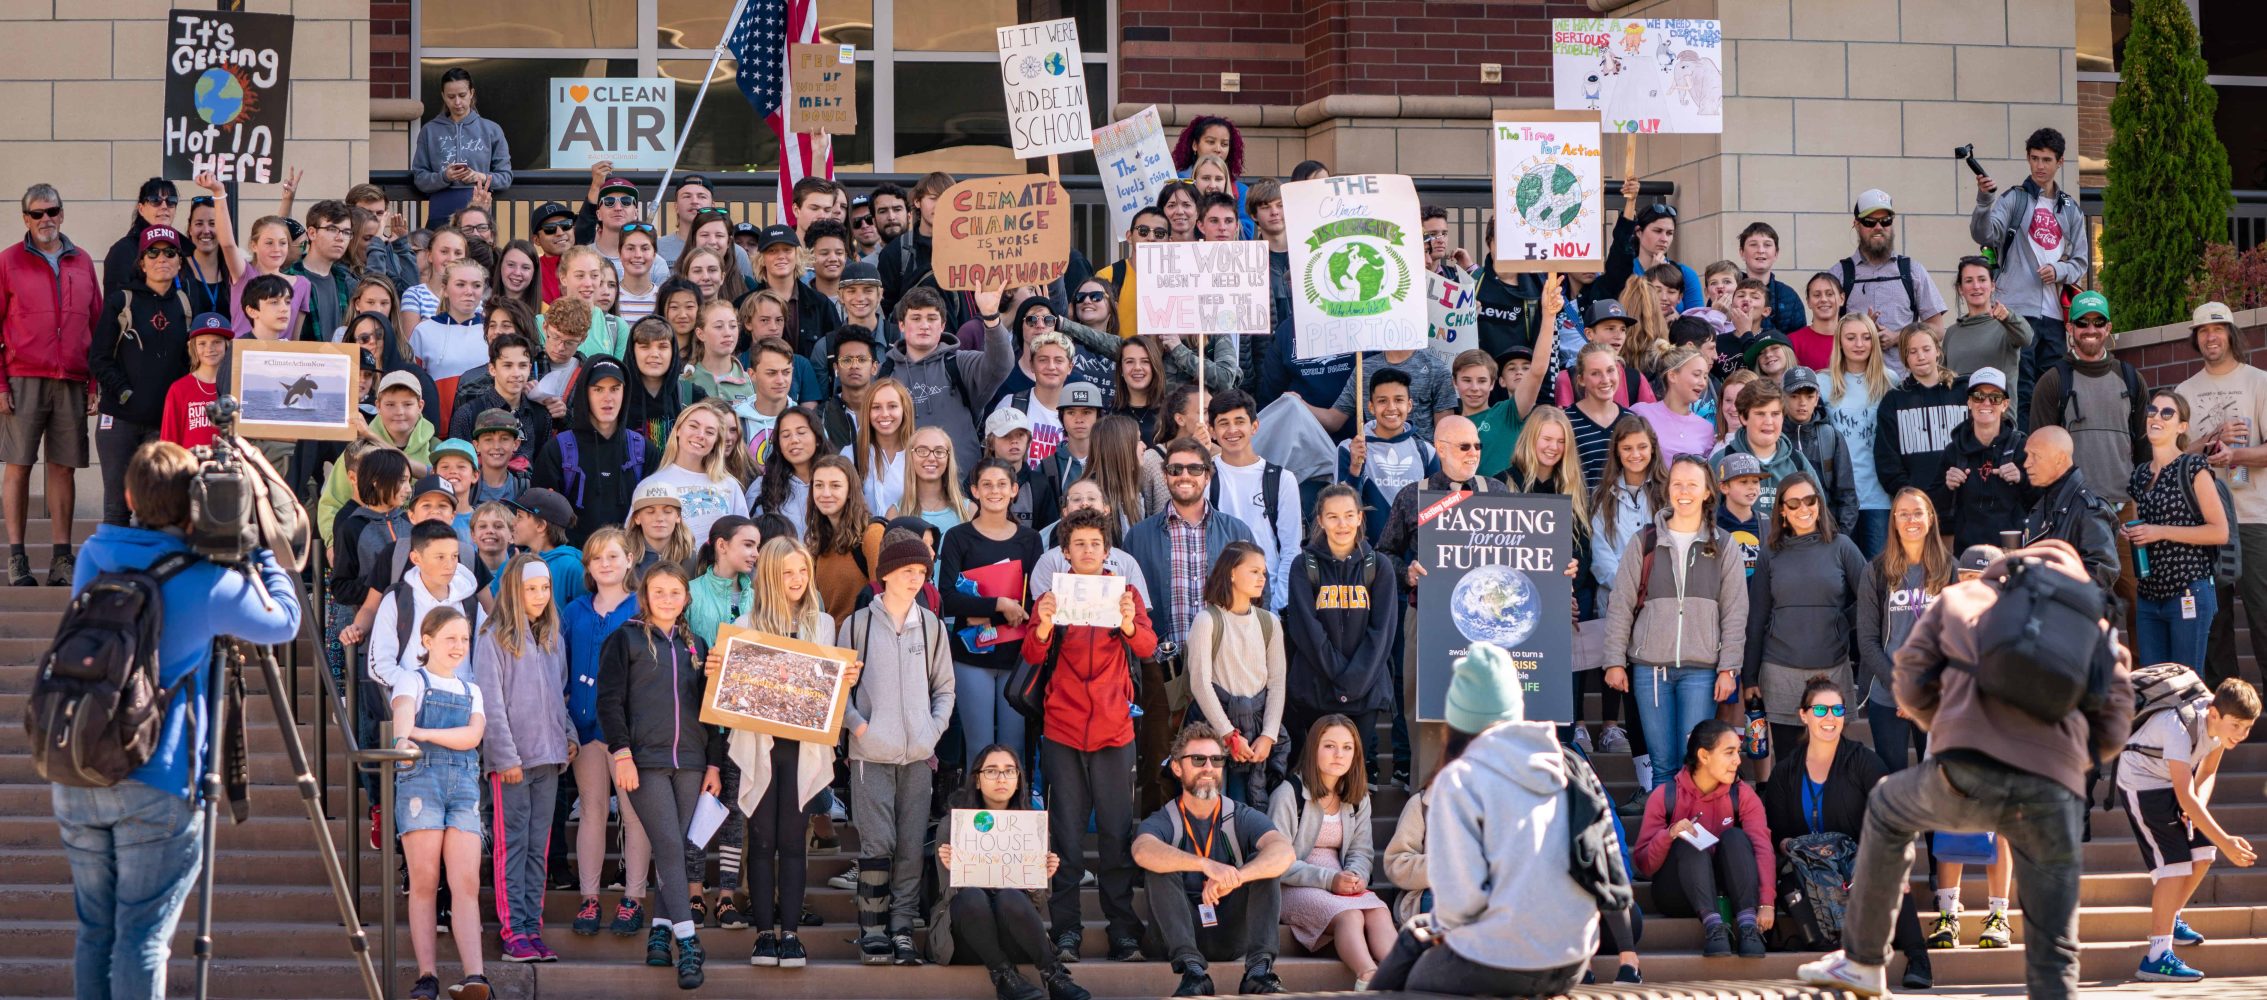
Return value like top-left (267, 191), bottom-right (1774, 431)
top-left (1968, 180), bottom-right (2088, 320)
top-left (840, 598), bottom-right (957, 766)
top-left (410, 110), bottom-right (514, 217)
top-left (881, 323), bottom-right (1015, 473)
top-left (1427, 720), bottom-right (1601, 971)
top-left (1601, 511), bottom-right (1748, 674)
top-left (473, 629), bottom-right (577, 773)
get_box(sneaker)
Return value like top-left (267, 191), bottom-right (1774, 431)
top-left (1238, 965), bottom-right (1288, 995)
top-left (800, 905), bottom-right (822, 927)
top-left (646, 925), bottom-right (674, 966)
top-left (1798, 950), bottom-right (1888, 997)
top-left (8, 553), bottom-right (34, 587)
top-left (1736, 921), bottom-right (1767, 958)
top-left (749, 930), bottom-right (780, 967)
top-left (688, 894), bottom-right (708, 927)
top-left (1108, 936), bottom-right (1142, 962)
top-left (408, 974), bottom-right (441, 1000)
top-left (828, 797), bottom-right (848, 822)
top-left (2138, 949), bottom-right (2206, 983)
top-left (573, 897), bottom-right (603, 936)
top-left (1172, 967), bottom-right (1214, 997)
top-left (1043, 967), bottom-right (1092, 1000)
top-left (1570, 725), bottom-right (1594, 755)
top-left (548, 860), bottom-right (576, 891)
top-left (716, 897), bottom-right (748, 929)
top-left (1600, 724), bottom-right (1632, 754)
top-left (1701, 919), bottom-right (1731, 957)
top-left (369, 805), bottom-right (383, 852)
top-left (892, 930), bottom-right (921, 965)
top-left (810, 831), bottom-right (841, 854)
top-left (610, 897), bottom-right (646, 937)
top-left (858, 932), bottom-right (894, 965)
top-left (446, 974), bottom-right (491, 1000)
top-left (1054, 929), bottom-right (1082, 964)
top-left (529, 935), bottom-right (558, 962)
top-left (1391, 766), bottom-right (1411, 790)
top-left (777, 932), bottom-right (807, 968)
top-left (988, 966), bottom-right (1046, 1000)
top-left (1927, 911), bottom-right (1961, 949)
top-left (1978, 910), bottom-right (2012, 949)
top-left (676, 935), bottom-right (706, 990)
top-left (1901, 949), bottom-right (1934, 991)
top-left (44, 553), bottom-right (70, 588)
top-left (1079, 868), bottom-right (1096, 888)
top-left (2174, 915), bottom-right (2207, 946)
top-left (500, 935), bottom-right (544, 962)
top-left (827, 862), bottom-right (860, 891)
top-left (1616, 963), bottom-right (1642, 983)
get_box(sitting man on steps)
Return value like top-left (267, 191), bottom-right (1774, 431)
top-left (1132, 722), bottom-right (1295, 996)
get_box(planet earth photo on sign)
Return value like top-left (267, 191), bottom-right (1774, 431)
top-left (1450, 563), bottom-right (1540, 647)
top-left (194, 68), bottom-right (246, 127)
top-left (1514, 161), bottom-right (1585, 233)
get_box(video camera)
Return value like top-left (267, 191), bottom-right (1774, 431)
top-left (186, 396), bottom-right (311, 571)
top-left (1953, 144), bottom-right (1986, 177)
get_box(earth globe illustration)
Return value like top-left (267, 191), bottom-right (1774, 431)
top-left (194, 69), bottom-right (245, 127)
top-left (1450, 564), bottom-right (1540, 647)
top-left (1514, 162), bottom-right (1584, 232)
top-left (972, 811), bottom-right (995, 833)
top-left (1321, 242), bottom-right (1387, 303)
top-left (1044, 50), bottom-right (1069, 75)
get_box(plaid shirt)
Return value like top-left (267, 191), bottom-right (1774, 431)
top-left (1164, 504), bottom-right (1210, 646)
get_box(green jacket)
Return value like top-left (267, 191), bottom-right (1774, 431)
top-left (316, 416), bottom-right (436, 548)
top-left (687, 569), bottom-right (753, 648)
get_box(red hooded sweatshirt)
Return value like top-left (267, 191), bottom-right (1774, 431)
top-left (1634, 768), bottom-right (1775, 890)
top-left (1023, 581), bottom-right (1157, 752)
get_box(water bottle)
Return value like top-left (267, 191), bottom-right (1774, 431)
top-left (2127, 520), bottom-right (2152, 579)
top-left (1742, 695), bottom-right (1770, 760)
top-left (2234, 423), bottom-right (2253, 487)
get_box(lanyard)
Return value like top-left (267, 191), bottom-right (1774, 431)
top-left (186, 255), bottom-right (222, 311)
top-left (1800, 774), bottom-right (1825, 836)
top-left (1181, 804), bottom-right (1220, 861)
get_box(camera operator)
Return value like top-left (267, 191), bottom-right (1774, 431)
top-left (55, 439), bottom-right (302, 1000)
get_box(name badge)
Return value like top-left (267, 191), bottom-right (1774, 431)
top-left (1198, 903), bottom-right (1218, 927)
top-left (2182, 591), bottom-right (2199, 620)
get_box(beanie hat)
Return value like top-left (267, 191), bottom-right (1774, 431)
top-left (876, 535), bottom-right (933, 581)
top-left (1445, 642), bottom-right (1527, 735)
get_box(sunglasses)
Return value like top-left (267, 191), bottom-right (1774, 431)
top-left (1806, 704), bottom-right (1847, 718)
top-left (599, 196), bottom-right (638, 208)
top-left (621, 223), bottom-right (657, 235)
top-left (1163, 463), bottom-right (1210, 477)
top-left (851, 215), bottom-right (876, 227)
top-left (22, 206), bottom-right (61, 220)
top-left (1074, 290), bottom-right (1109, 303)
top-left (190, 196), bottom-right (215, 208)
top-left (2148, 405), bottom-right (2181, 419)
top-left (1179, 754), bottom-right (1230, 768)
top-left (2073, 318), bottom-right (2109, 330)
top-left (1023, 313), bottom-right (1058, 328)
top-left (142, 196), bottom-right (179, 207)
top-left (1443, 441), bottom-right (1481, 452)
top-left (539, 222), bottom-right (573, 236)
top-left (1857, 217), bottom-right (1895, 229)
top-left (1132, 225), bottom-right (1168, 239)
top-left (1969, 392), bottom-right (2006, 404)
top-left (142, 247), bottom-right (179, 259)
top-left (1781, 494), bottom-right (1819, 510)
top-left (695, 207), bottom-right (731, 217)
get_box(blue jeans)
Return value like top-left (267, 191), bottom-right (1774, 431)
top-left (1630, 666), bottom-right (1721, 788)
top-left (953, 663), bottom-right (1024, 771)
top-left (1866, 698), bottom-right (1925, 774)
top-left (1853, 509), bottom-right (1891, 561)
top-left (2137, 578), bottom-right (2216, 673)
top-left (53, 782), bottom-right (205, 1000)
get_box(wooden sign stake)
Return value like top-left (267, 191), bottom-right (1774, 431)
top-left (1622, 137), bottom-right (1639, 200)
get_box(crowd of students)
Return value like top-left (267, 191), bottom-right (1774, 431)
top-left (10, 89), bottom-right (2263, 999)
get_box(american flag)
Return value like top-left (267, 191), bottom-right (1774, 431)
top-left (730, 0), bottom-right (832, 227)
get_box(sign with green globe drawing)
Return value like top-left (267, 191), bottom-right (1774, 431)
top-left (163, 8), bottom-right (293, 185)
top-left (1413, 490), bottom-right (1575, 724)
top-left (1491, 111), bottom-right (1604, 275)
top-left (1284, 174), bottom-right (1428, 360)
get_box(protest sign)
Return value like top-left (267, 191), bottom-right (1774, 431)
top-left (549, 78), bottom-right (676, 170)
top-left (1134, 241), bottom-right (1272, 338)
top-left (231, 341), bottom-right (356, 442)
top-left (1414, 491), bottom-right (1574, 723)
top-left (163, 8), bottom-right (293, 184)
top-left (1551, 18), bottom-right (1723, 134)
top-left (950, 809), bottom-right (1049, 890)
top-left (1283, 174), bottom-right (1428, 360)
top-left (701, 626), bottom-right (856, 744)
top-left (931, 176), bottom-right (1071, 291)
top-left (1427, 269), bottom-right (1479, 360)
top-left (996, 18), bottom-right (1092, 159)
top-left (1490, 111), bottom-right (1605, 275)
top-left (1050, 574), bottom-right (1128, 630)
top-left (1094, 107), bottom-right (1176, 241)
top-left (790, 42), bottom-right (857, 135)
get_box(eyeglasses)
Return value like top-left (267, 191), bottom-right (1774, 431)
top-left (1857, 217), bottom-right (1896, 229)
top-left (599, 196), bottom-right (638, 208)
top-left (912, 446), bottom-right (950, 459)
top-left (460, 222), bottom-right (493, 235)
top-left (22, 206), bottom-right (61, 220)
top-left (142, 196), bottom-right (179, 207)
top-left (539, 222), bottom-right (573, 236)
top-left (1074, 290), bottom-right (1109, 303)
top-left (1806, 704), bottom-right (1847, 718)
top-left (1781, 494), bottom-right (1819, 510)
top-left (621, 223), bottom-right (657, 235)
top-left (142, 247), bottom-right (179, 259)
top-left (1163, 463), bottom-right (1210, 477)
top-left (976, 766), bottom-right (1020, 780)
top-left (1423, 232), bottom-right (1447, 244)
top-left (2148, 405), bottom-right (2181, 419)
top-left (316, 224), bottom-right (353, 238)
top-left (1023, 313), bottom-right (1058, 328)
top-left (1179, 753), bottom-right (1230, 768)
top-left (1893, 509), bottom-right (1931, 522)
top-left (1132, 225), bottom-right (1168, 239)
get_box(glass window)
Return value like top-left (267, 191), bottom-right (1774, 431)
top-left (894, 0), bottom-right (1106, 53)
top-left (422, 0), bottom-right (638, 49)
top-left (660, 59), bottom-right (877, 172)
top-left (2201, 1), bottom-right (2267, 76)
top-left (892, 60), bottom-right (1104, 174)
top-left (659, 0), bottom-right (874, 53)
top-left (2074, 0), bottom-right (2127, 73)
top-left (2215, 85), bottom-right (2266, 190)
top-left (421, 58), bottom-right (641, 169)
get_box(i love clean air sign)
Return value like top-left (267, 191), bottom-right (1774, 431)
top-left (549, 78), bottom-right (676, 170)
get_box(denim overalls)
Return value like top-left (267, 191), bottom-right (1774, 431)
top-left (395, 669), bottom-right (484, 836)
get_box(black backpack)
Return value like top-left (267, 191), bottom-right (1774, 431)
top-left (26, 552), bottom-right (200, 787)
top-left (1209, 461), bottom-right (1290, 544)
top-left (1959, 554), bottom-right (2113, 723)
top-left (1561, 747), bottom-right (1632, 911)
top-left (1835, 256), bottom-right (1919, 320)
top-left (2176, 461), bottom-right (2243, 586)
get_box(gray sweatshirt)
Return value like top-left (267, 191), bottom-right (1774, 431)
top-left (410, 110), bottom-right (513, 216)
top-left (840, 598), bottom-right (957, 766)
top-left (1601, 511), bottom-right (1749, 673)
top-left (473, 629), bottom-right (577, 773)
top-left (1427, 720), bottom-right (1601, 970)
top-left (881, 323), bottom-right (1015, 474)
top-left (1968, 181), bottom-right (2089, 320)
top-left (1266, 780), bottom-right (1376, 889)
top-left (1740, 531), bottom-right (1870, 681)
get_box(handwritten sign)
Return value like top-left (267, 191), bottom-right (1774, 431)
top-left (1491, 110), bottom-right (1605, 275)
top-left (1094, 106), bottom-right (1176, 241)
top-left (163, 8), bottom-right (293, 184)
top-left (549, 78), bottom-right (676, 170)
top-left (1050, 574), bottom-right (1127, 630)
top-left (790, 42), bottom-right (856, 135)
top-left (950, 809), bottom-right (1048, 890)
top-left (1428, 269), bottom-right (1478, 359)
top-left (1551, 18), bottom-right (1723, 134)
top-left (1284, 174), bottom-right (1428, 360)
top-left (1134, 241), bottom-right (1272, 338)
top-left (931, 176), bottom-right (1071, 291)
top-left (996, 18), bottom-right (1092, 158)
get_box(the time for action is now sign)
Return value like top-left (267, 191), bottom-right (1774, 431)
top-left (550, 78), bottom-right (676, 170)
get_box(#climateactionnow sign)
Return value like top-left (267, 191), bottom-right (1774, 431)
top-left (163, 8), bottom-right (293, 184)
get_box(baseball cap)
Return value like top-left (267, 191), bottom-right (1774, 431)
top-left (1853, 188), bottom-right (1895, 218)
top-left (599, 176), bottom-right (638, 199)
top-left (1059, 381), bottom-right (1105, 411)
top-left (1957, 544), bottom-right (2004, 575)
top-left (677, 174), bottom-right (712, 194)
top-left (188, 312), bottom-right (233, 339)
top-left (282, 218), bottom-right (305, 241)
top-left (530, 202), bottom-right (574, 229)
top-left (2191, 301), bottom-right (2237, 331)
top-left (757, 224), bottom-right (799, 251)
top-left (508, 487), bottom-right (577, 531)
top-left (1715, 452), bottom-right (1764, 482)
top-left (1741, 332), bottom-right (1794, 370)
top-left (138, 226), bottom-right (182, 253)
top-left (985, 407), bottom-right (1034, 439)
top-left (471, 408), bottom-right (523, 440)
top-left (408, 474), bottom-right (455, 507)
top-left (840, 261), bottom-right (883, 287)
top-left (430, 438), bottom-right (478, 467)
top-left (625, 484), bottom-right (683, 523)
top-left (376, 371), bottom-right (423, 398)
top-left (582, 357), bottom-right (626, 387)
top-left (1966, 367), bottom-right (2009, 395)
top-left (1495, 345), bottom-right (1534, 365)
top-left (1586, 300), bottom-right (1631, 327)
top-left (732, 221), bottom-right (761, 241)
top-left (2068, 290), bottom-right (2110, 323)
top-left (1782, 366), bottom-right (1821, 394)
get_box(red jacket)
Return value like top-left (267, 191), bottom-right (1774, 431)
top-left (1024, 582), bottom-right (1157, 752)
top-left (1634, 769), bottom-right (1775, 893)
top-left (0, 236), bottom-right (100, 384)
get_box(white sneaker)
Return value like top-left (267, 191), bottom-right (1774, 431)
top-left (1798, 950), bottom-right (1888, 997)
top-left (826, 862), bottom-right (860, 891)
top-left (828, 798), bottom-right (848, 822)
top-left (1632, 755), bottom-right (1654, 791)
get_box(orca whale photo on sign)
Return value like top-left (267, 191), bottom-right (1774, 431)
top-left (230, 340), bottom-right (358, 442)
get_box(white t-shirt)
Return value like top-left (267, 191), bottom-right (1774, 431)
top-left (1212, 456), bottom-right (1299, 608)
top-left (410, 318), bottom-right (491, 380)
top-left (2176, 363), bottom-right (2267, 524)
top-left (617, 285), bottom-right (658, 324)
top-left (2119, 704), bottom-right (2216, 793)
top-left (402, 283), bottom-right (440, 320)
top-left (636, 463), bottom-right (751, 542)
top-left (394, 667), bottom-right (484, 722)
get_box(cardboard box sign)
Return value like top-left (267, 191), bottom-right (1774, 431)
top-left (930, 176), bottom-right (1072, 291)
top-left (790, 42), bottom-right (857, 135)
top-left (950, 809), bottom-right (1049, 890)
top-left (700, 626), bottom-right (856, 745)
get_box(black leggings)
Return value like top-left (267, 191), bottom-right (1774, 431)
top-left (746, 739), bottom-right (809, 931)
top-left (1651, 826), bottom-right (1762, 918)
top-left (948, 888), bottom-right (1058, 972)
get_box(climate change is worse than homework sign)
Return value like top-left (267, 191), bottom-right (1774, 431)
top-left (931, 175), bottom-right (1071, 291)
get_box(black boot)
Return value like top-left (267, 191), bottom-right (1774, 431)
top-left (1042, 966), bottom-right (1093, 1000)
top-left (988, 965), bottom-right (1046, 1000)
top-left (855, 856), bottom-right (894, 965)
top-left (1903, 949), bottom-right (1935, 991)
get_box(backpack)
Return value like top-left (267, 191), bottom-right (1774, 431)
top-left (2049, 358), bottom-right (2144, 440)
top-left (1958, 554), bottom-right (2112, 723)
top-left (1163, 797), bottom-right (1247, 867)
top-left (26, 552), bottom-right (200, 787)
top-left (1006, 627), bottom-right (1065, 723)
top-left (1209, 461), bottom-right (1290, 544)
top-left (1205, 605), bottom-right (1278, 670)
top-left (1835, 257), bottom-right (1918, 320)
top-left (1771, 831), bottom-right (1858, 952)
top-left (2175, 459), bottom-right (2243, 586)
top-left (1631, 525), bottom-right (1661, 611)
top-left (557, 428), bottom-right (648, 508)
top-left (391, 579), bottom-right (482, 665)
top-left (109, 288), bottom-right (190, 367)
top-left (1300, 549), bottom-right (1380, 591)
top-left (2123, 662), bottom-right (2213, 760)
top-left (1560, 747), bottom-right (1633, 910)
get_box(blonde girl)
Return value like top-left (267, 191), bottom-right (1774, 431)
top-left (626, 489), bottom-right (696, 574)
top-left (560, 529), bottom-right (655, 939)
top-left (393, 606), bottom-right (489, 1000)
top-left (640, 399), bottom-right (751, 542)
top-left (892, 425), bottom-right (973, 531)
top-left (855, 378), bottom-right (917, 517)
top-left (1828, 313), bottom-right (1894, 555)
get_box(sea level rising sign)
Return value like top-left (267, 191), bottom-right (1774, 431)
top-left (1284, 174), bottom-right (1427, 360)
top-left (1414, 491), bottom-right (1574, 723)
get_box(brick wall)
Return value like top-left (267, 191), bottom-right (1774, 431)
top-left (2114, 316), bottom-right (2267, 390)
top-left (372, 1), bottom-right (410, 100)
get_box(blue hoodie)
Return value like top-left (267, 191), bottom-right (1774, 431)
top-left (561, 592), bottom-right (639, 744)
top-left (70, 526), bottom-right (303, 799)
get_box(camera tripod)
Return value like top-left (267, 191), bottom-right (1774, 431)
top-left (190, 631), bottom-right (387, 1000)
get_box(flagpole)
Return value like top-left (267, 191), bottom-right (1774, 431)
top-left (648, 0), bottom-right (755, 222)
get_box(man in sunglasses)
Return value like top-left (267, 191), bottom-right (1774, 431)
top-left (1131, 723), bottom-right (1293, 997)
top-left (2177, 301), bottom-right (2267, 692)
top-left (2030, 290), bottom-right (2144, 630)
top-left (0, 183), bottom-right (100, 587)
top-left (845, 195), bottom-right (882, 259)
top-left (1837, 189), bottom-right (1949, 336)
top-left (1091, 206), bottom-right (1169, 339)
top-left (524, 201), bottom-right (578, 302)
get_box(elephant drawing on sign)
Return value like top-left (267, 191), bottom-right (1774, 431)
top-left (1670, 51), bottom-right (1723, 117)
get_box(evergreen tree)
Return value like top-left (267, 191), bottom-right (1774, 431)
top-left (2102, 0), bottom-right (2233, 328)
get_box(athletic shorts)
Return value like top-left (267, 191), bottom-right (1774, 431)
top-left (0, 376), bottom-right (88, 468)
top-left (2123, 785), bottom-right (2217, 880)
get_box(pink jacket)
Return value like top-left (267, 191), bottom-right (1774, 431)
top-left (0, 236), bottom-right (100, 384)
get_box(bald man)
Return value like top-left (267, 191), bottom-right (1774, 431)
top-left (2022, 424), bottom-right (2122, 604)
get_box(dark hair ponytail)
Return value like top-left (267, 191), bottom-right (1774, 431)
top-left (695, 515), bottom-right (756, 577)
top-left (1682, 719), bottom-right (1740, 774)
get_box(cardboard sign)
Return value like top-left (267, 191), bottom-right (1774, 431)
top-left (549, 77), bottom-right (676, 170)
top-left (1414, 491), bottom-right (1574, 723)
top-left (1050, 574), bottom-right (1127, 630)
top-left (1134, 241), bottom-right (1272, 337)
top-left (230, 340), bottom-right (357, 442)
top-left (1427, 269), bottom-right (1479, 359)
top-left (931, 176), bottom-right (1071, 291)
top-left (996, 18), bottom-right (1092, 158)
top-left (1094, 106), bottom-right (1176, 241)
top-left (790, 42), bottom-right (856, 135)
top-left (1491, 110), bottom-right (1605, 275)
top-left (1551, 18), bottom-right (1724, 134)
top-left (163, 8), bottom-right (294, 184)
top-left (950, 809), bottom-right (1049, 890)
top-left (1283, 174), bottom-right (1428, 360)
top-left (701, 626), bottom-right (856, 745)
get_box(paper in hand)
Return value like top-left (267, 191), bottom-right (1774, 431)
top-left (687, 792), bottom-right (728, 848)
top-left (1677, 824), bottom-right (1719, 852)
top-left (1051, 574), bottom-right (1126, 630)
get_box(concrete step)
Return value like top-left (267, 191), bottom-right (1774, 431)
top-left (0, 957), bottom-right (525, 1000)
